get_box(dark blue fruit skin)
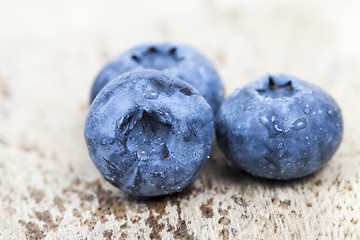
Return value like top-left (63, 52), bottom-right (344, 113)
top-left (215, 74), bottom-right (343, 180)
top-left (90, 42), bottom-right (224, 113)
top-left (85, 70), bottom-right (214, 197)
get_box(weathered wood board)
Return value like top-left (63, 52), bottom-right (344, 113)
top-left (0, 1), bottom-right (359, 239)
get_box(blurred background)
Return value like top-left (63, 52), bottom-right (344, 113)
top-left (1, 0), bottom-right (359, 96)
top-left (0, 0), bottom-right (359, 239)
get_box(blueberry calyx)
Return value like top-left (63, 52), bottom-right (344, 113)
top-left (115, 107), bottom-right (173, 162)
top-left (146, 47), bottom-right (158, 54)
top-left (130, 46), bottom-right (184, 70)
top-left (256, 75), bottom-right (295, 99)
top-left (169, 47), bottom-right (177, 55)
top-left (131, 55), bottom-right (140, 63)
top-left (268, 76), bottom-right (294, 91)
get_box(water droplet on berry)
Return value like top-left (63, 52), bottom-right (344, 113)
top-left (144, 91), bottom-right (159, 100)
top-left (274, 124), bottom-right (283, 132)
top-left (101, 139), bottom-right (107, 145)
top-left (303, 105), bottom-right (310, 114)
top-left (292, 118), bottom-right (307, 131)
top-left (259, 116), bottom-right (269, 124)
top-left (137, 150), bottom-right (148, 160)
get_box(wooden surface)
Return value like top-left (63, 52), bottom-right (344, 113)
top-left (1, 1), bottom-right (360, 239)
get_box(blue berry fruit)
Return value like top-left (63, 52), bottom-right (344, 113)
top-left (215, 74), bottom-right (343, 180)
top-left (90, 42), bottom-right (224, 113)
top-left (85, 70), bottom-right (214, 197)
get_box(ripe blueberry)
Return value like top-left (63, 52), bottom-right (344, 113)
top-left (90, 42), bottom-right (224, 113)
top-left (85, 70), bottom-right (214, 197)
top-left (215, 74), bottom-right (343, 179)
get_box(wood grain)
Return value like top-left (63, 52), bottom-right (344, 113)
top-left (0, 0), bottom-right (359, 239)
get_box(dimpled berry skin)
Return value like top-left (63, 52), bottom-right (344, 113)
top-left (85, 70), bottom-right (214, 197)
top-left (90, 42), bottom-right (224, 113)
top-left (215, 74), bottom-right (343, 180)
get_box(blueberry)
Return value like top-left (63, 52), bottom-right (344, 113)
top-left (90, 42), bottom-right (224, 113)
top-left (84, 70), bottom-right (214, 197)
top-left (215, 74), bottom-right (343, 180)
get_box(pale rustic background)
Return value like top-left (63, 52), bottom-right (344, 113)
top-left (0, 0), bottom-right (359, 239)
